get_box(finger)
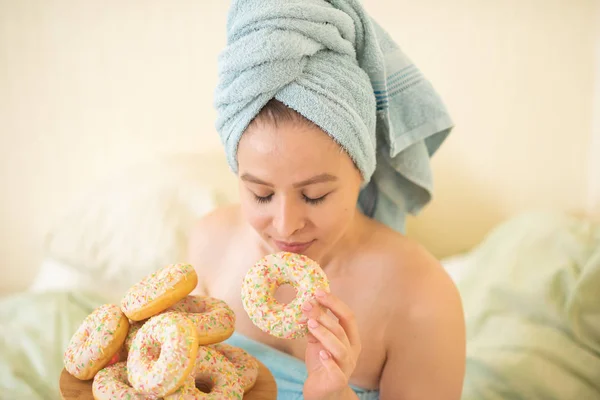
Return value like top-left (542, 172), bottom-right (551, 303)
top-left (314, 290), bottom-right (361, 348)
top-left (307, 318), bottom-right (349, 366)
top-left (301, 299), bottom-right (327, 327)
top-left (315, 309), bottom-right (351, 348)
top-left (318, 349), bottom-right (347, 384)
top-left (306, 331), bottom-right (319, 344)
top-left (301, 299), bottom-right (325, 318)
top-left (302, 300), bottom-right (349, 345)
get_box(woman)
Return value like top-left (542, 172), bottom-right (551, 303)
top-left (189, 1), bottom-right (465, 399)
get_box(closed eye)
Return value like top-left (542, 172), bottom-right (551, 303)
top-left (253, 193), bottom-right (273, 204)
top-left (303, 194), bottom-right (327, 205)
top-left (252, 193), bottom-right (329, 205)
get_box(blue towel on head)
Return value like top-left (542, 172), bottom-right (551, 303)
top-left (214, 0), bottom-right (453, 233)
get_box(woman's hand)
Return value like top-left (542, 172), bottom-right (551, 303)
top-left (301, 289), bottom-right (361, 400)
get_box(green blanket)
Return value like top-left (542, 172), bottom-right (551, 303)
top-left (0, 290), bottom-right (109, 399)
top-left (458, 211), bottom-right (600, 399)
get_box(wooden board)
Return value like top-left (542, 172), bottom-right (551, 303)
top-left (59, 360), bottom-right (277, 400)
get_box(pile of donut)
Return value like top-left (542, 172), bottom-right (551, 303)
top-left (63, 251), bottom-right (330, 399)
top-left (63, 263), bottom-right (256, 399)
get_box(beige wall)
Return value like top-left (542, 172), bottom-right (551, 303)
top-left (403, 0), bottom-right (600, 256)
top-left (587, 1), bottom-right (600, 218)
top-left (1, 0), bottom-right (598, 294)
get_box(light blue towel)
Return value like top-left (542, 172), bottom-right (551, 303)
top-left (214, 0), bottom-right (453, 233)
top-left (225, 332), bottom-right (380, 400)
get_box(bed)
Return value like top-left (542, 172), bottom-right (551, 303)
top-left (1, 153), bottom-right (599, 400)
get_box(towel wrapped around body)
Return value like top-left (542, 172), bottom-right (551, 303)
top-left (214, 0), bottom-right (453, 233)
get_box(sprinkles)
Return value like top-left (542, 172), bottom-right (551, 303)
top-left (209, 342), bottom-right (260, 393)
top-left (166, 295), bottom-right (236, 345)
top-left (164, 345), bottom-right (244, 400)
top-left (63, 303), bottom-right (129, 380)
top-left (241, 252), bottom-right (330, 339)
top-left (63, 262), bottom-right (265, 397)
top-left (92, 361), bottom-right (158, 400)
top-left (120, 263), bottom-right (198, 321)
top-left (124, 320), bottom-right (145, 354)
top-left (127, 312), bottom-right (199, 397)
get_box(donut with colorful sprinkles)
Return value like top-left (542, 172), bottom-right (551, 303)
top-left (164, 345), bottom-right (244, 400)
top-left (166, 295), bottom-right (236, 345)
top-left (127, 312), bottom-right (199, 397)
top-left (241, 251), bottom-right (330, 339)
top-left (92, 361), bottom-right (158, 400)
top-left (123, 320), bottom-right (145, 355)
top-left (63, 303), bottom-right (129, 380)
top-left (210, 342), bottom-right (260, 393)
top-left (120, 263), bottom-right (198, 321)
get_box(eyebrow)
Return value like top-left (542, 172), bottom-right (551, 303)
top-left (240, 173), bottom-right (338, 188)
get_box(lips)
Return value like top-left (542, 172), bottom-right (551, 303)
top-left (272, 239), bottom-right (315, 253)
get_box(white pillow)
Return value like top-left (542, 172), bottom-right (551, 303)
top-left (440, 253), bottom-right (472, 284)
top-left (29, 257), bottom-right (88, 292)
top-left (42, 152), bottom-right (238, 295)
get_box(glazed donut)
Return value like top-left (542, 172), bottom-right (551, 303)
top-left (209, 343), bottom-right (259, 393)
top-left (121, 263), bottom-right (198, 321)
top-left (127, 312), bottom-right (199, 397)
top-left (164, 345), bottom-right (244, 400)
top-left (92, 361), bottom-right (158, 400)
top-left (63, 304), bottom-right (129, 380)
top-left (166, 295), bottom-right (236, 345)
top-left (241, 252), bottom-right (330, 339)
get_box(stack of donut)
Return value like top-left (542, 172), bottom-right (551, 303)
top-left (63, 263), bottom-right (258, 399)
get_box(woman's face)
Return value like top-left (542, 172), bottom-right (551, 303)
top-left (236, 119), bottom-right (363, 261)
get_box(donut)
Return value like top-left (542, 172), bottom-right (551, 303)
top-left (127, 312), bottom-right (199, 397)
top-left (92, 361), bottom-right (159, 400)
top-left (164, 345), bottom-right (244, 400)
top-left (63, 304), bottom-right (129, 380)
top-left (166, 295), bottom-right (236, 345)
top-left (124, 320), bottom-right (145, 354)
top-left (209, 343), bottom-right (259, 393)
top-left (121, 263), bottom-right (198, 321)
top-left (105, 351), bottom-right (122, 367)
top-left (241, 252), bottom-right (330, 339)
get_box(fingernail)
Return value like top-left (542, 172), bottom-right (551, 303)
top-left (308, 319), bottom-right (319, 329)
top-left (319, 350), bottom-right (330, 359)
top-left (302, 302), bottom-right (312, 311)
top-left (315, 289), bottom-right (326, 298)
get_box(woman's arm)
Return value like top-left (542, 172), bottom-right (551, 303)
top-left (380, 254), bottom-right (466, 400)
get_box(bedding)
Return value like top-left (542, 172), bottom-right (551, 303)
top-left (41, 152), bottom-right (238, 300)
top-left (0, 290), bottom-right (112, 399)
top-left (1, 210), bottom-right (598, 400)
top-left (458, 211), bottom-right (600, 399)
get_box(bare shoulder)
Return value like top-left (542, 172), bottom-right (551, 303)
top-left (361, 220), bottom-right (466, 399)
top-left (186, 203), bottom-right (243, 295)
top-left (358, 217), bottom-right (454, 292)
top-left (190, 203), bottom-right (242, 236)
top-left (377, 227), bottom-right (464, 345)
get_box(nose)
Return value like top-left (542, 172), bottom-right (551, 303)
top-left (273, 197), bottom-right (305, 238)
